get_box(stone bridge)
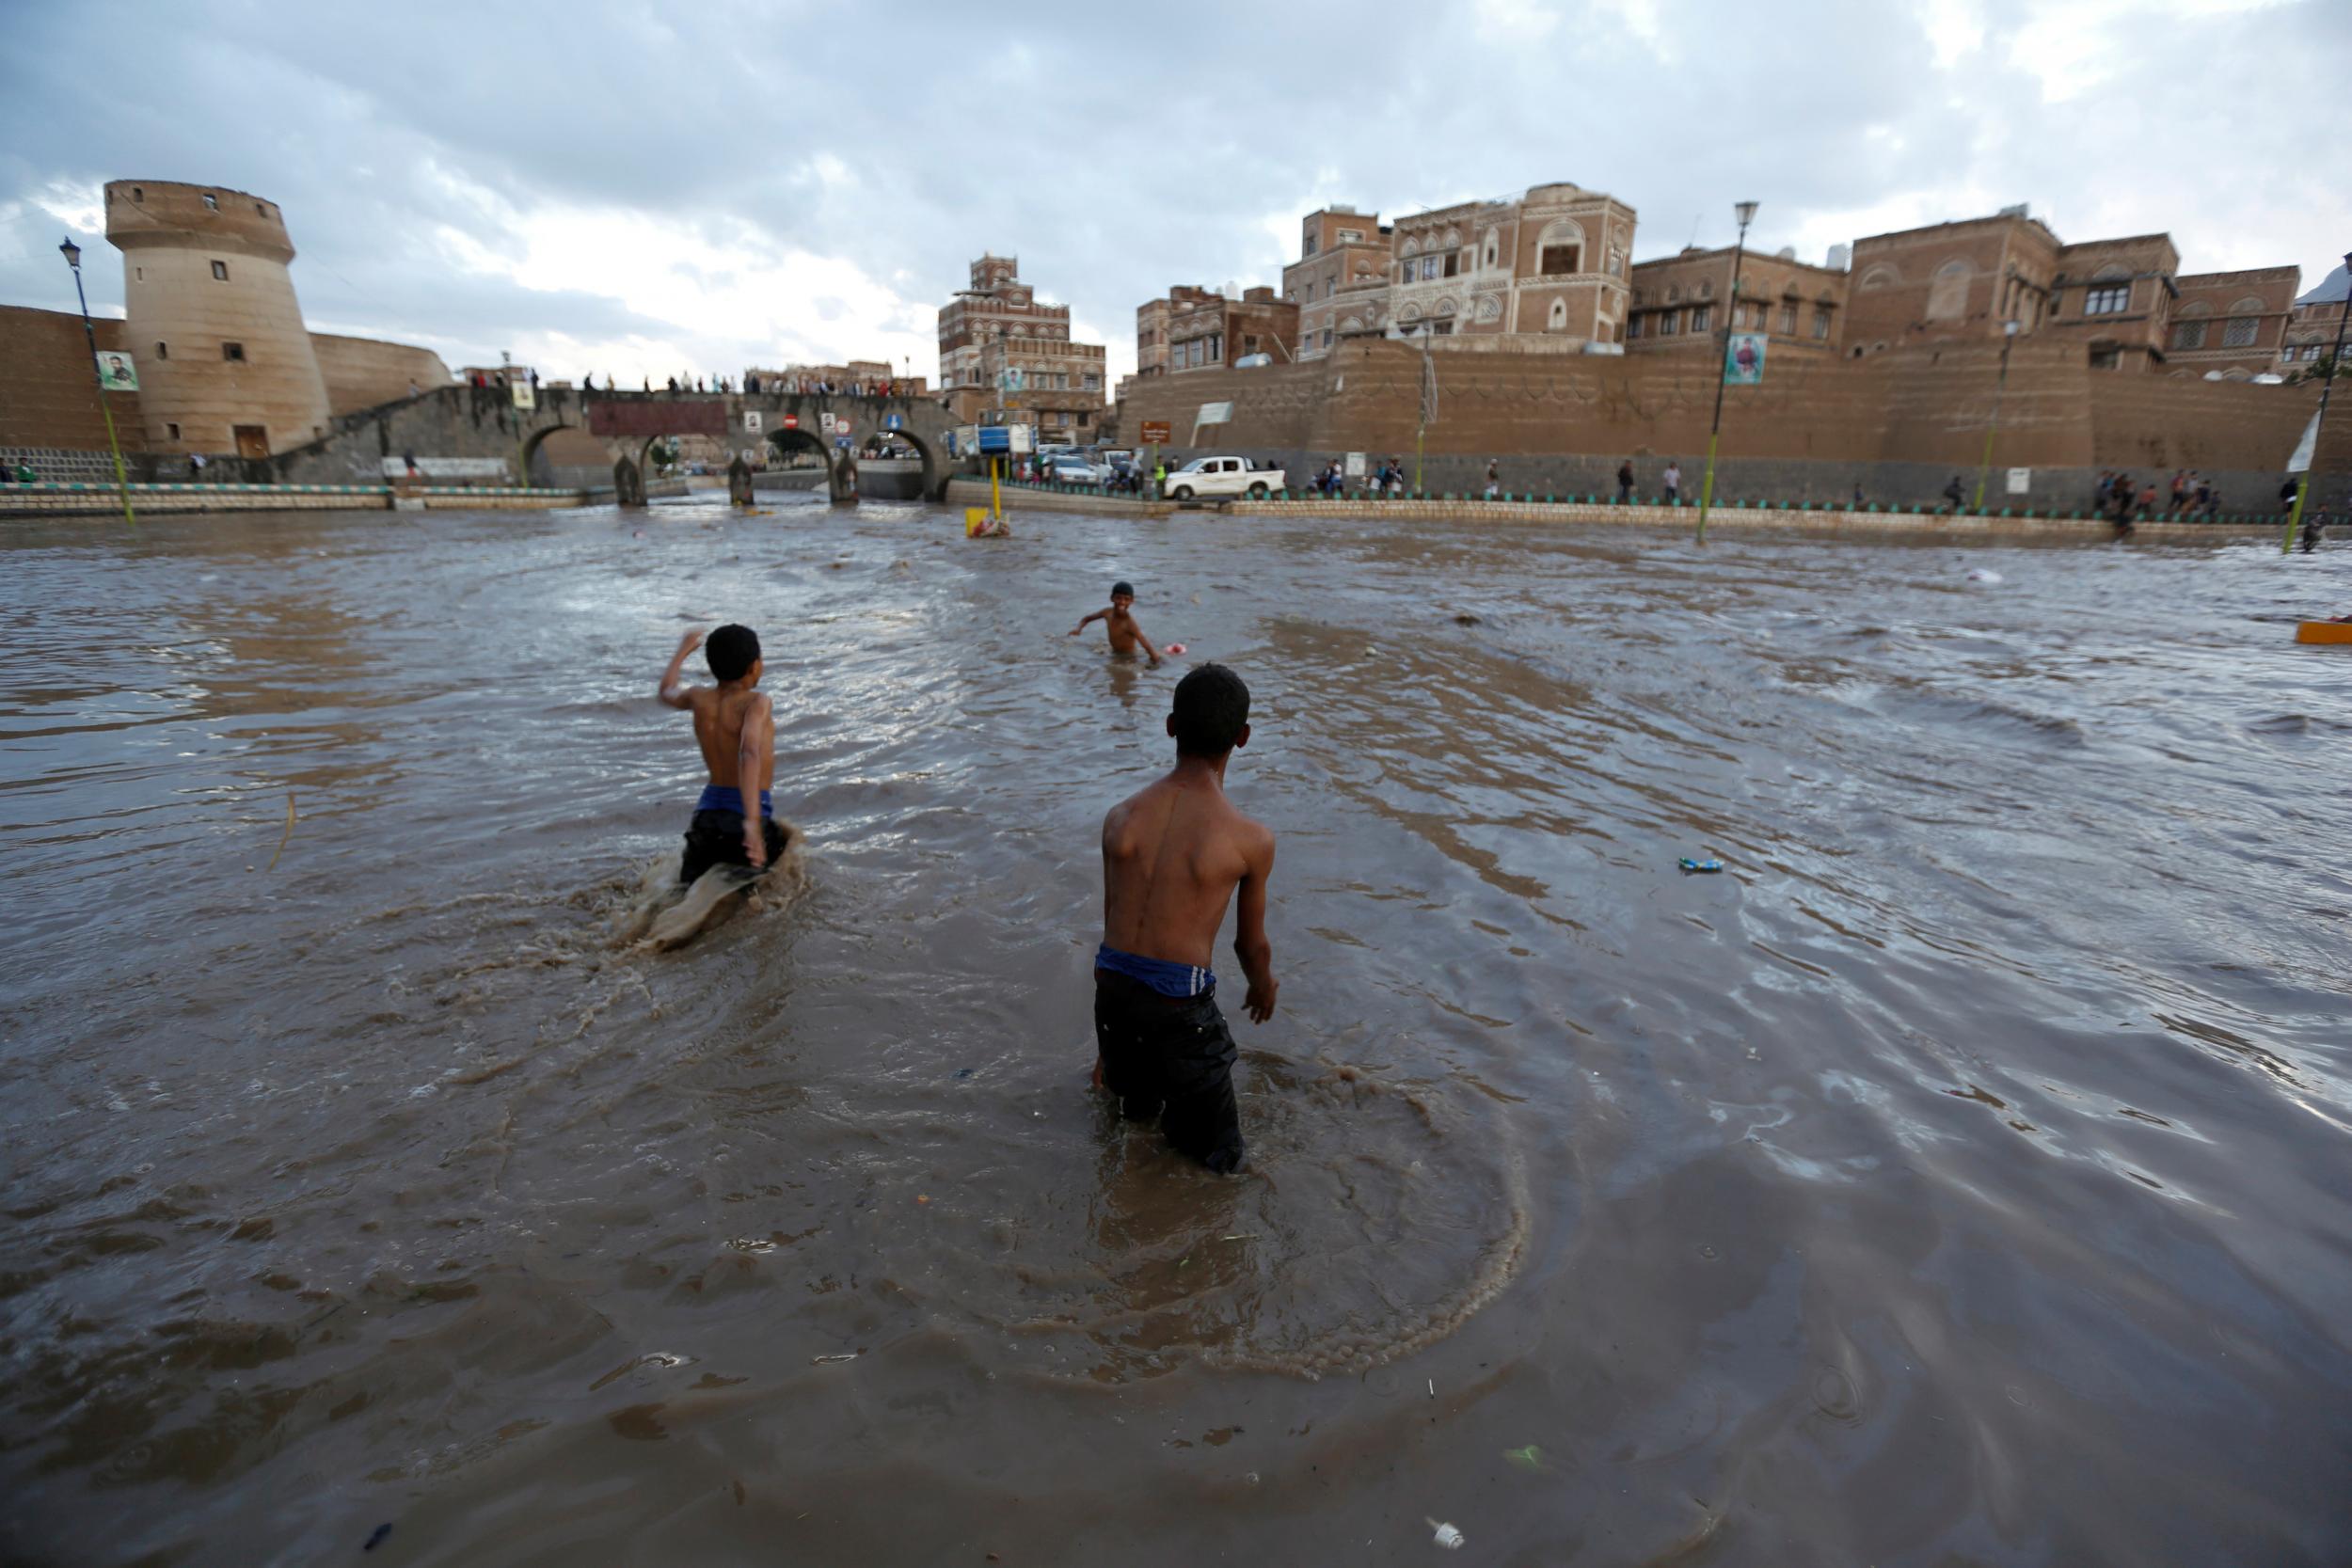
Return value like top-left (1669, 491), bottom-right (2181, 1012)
top-left (263, 382), bottom-right (961, 503)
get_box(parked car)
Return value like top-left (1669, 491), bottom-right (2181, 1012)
top-left (1164, 455), bottom-right (1285, 500)
top-left (1045, 457), bottom-right (1108, 485)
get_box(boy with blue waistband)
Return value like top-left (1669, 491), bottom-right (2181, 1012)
top-left (1092, 663), bottom-right (1279, 1173)
top-left (658, 624), bottom-right (794, 883)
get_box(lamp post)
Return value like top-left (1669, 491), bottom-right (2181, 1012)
top-left (1694, 199), bottom-right (1757, 546)
top-left (57, 237), bottom-right (136, 527)
top-left (1973, 318), bottom-right (2021, 513)
top-left (2282, 248), bottom-right (2352, 554)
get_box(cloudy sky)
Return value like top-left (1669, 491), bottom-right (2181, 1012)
top-left (2, 0), bottom-right (2342, 388)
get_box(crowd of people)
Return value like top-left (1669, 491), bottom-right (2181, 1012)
top-left (568, 371), bottom-right (912, 398)
top-left (2093, 468), bottom-right (2225, 524)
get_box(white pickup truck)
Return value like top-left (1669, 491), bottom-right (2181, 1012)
top-left (1163, 454), bottom-right (1285, 500)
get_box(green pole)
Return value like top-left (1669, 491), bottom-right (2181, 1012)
top-left (2284, 272), bottom-right (2351, 554)
top-left (62, 242), bottom-right (135, 527)
top-left (1973, 325), bottom-right (2017, 514)
top-left (1695, 201), bottom-right (1756, 546)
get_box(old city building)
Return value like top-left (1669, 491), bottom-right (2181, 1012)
top-left (1135, 285), bottom-right (1218, 378)
top-left (1164, 286), bottom-right (1300, 372)
top-left (2280, 264), bottom-right (2349, 373)
top-left (2161, 267), bottom-right (2301, 378)
top-left (1282, 207), bottom-right (1391, 361)
top-left (1843, 207), bottom-right (2300, 378)
top-left (1628, 245), bottom-right (1849, 357)
top-left (935, 254), bottom-right (1105, 436)
top-left (1271, 183), bottom-right (1637, 353)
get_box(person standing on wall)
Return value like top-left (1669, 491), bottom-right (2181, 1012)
top-left (1484, 460), bottom-right (1500, 499)
top-left (1662, 460), bottom-right (1682, 506)
top-left (1617, 459), bottom-right (1634, 503)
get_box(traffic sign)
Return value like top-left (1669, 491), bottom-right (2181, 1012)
top-left (883, 413), bottom-right (904, 431)
top-left (782, 414), bottom-right (800, 430)
top-left (1140, 420), bottom-right (1172, 444)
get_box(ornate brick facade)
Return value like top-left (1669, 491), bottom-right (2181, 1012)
top-left (1275, 183), bottom-right (1637, 355)
top-left (1628, 247), bottom-right (1848, 358)
top-left (936, 255), bottom-right (1105, 436)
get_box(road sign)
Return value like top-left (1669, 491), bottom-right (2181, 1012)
top-left (782, 414), bottom-right (800, 430)
top-left (1140, 420), bottom-right (1172, 445)
top-left (883, 413), bottom-right (904, 431)
top-left (835, 436), bottom-right (852, 450)
top-left (978, 426), bottom-right (1012, 454)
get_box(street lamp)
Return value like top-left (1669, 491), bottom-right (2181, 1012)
top-left (2282, 247), bottom-right (2352, 554)
top-left (1694, 198), bottom-right (1758, 545)
top-left (1973, 318), bottom-right (2021, 513)
top-left (58, 237), bottom-right (136, 527)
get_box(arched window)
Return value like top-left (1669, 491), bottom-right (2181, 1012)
top-left (1664, 284), bottom-right (1681, 304)
top-left (1696, 279), bottom-right (1713, 300)
top-left (1400, 236), bottom-right (1421, 259)
top-left (1340, 315), bottom-right (1363, 333)
top-left (1481, 230), bottom-right (1499, 270)
top-left (1442, 226), bottom-right (1460, 247)
top-left (1926, 258), bottom-right (1971, 321)
top-left (1535, 218), bottom-right (1584, 276)
top-left (1857, 264), bottom-right (1899, 291)
top-left (1548, 299), bottom-right (1568, 330)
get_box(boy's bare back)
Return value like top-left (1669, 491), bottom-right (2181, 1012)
top-left (686, 685), bottom-right (774, 794)
top-left (1102, 775), bottom-right (1277, 1022)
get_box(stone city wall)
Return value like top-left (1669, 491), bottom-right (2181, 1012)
top-left (1110, 337), bottom-right (2329, 511)
top-left (0, 307), bottom-right (146, 456)
top-left (309, 333), bottom-right (453, 417)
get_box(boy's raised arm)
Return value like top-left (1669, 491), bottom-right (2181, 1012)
top-left (1069, 609), bottom-right (1104, 635)
top-left (1234, 828), bottom-right (1278, 1023)
top-left (658, 628), bottom-right (704, 708)
top-left (737, 693), bottom-right (773, 868)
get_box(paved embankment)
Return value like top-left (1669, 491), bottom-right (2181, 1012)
top-left (947, 478), bottom-right (2290, 546)
top-left (0, 482), bottom-right (593, 518)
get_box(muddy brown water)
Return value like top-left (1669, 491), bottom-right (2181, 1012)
top-left (1, 495), bottom-right (2347, 1566)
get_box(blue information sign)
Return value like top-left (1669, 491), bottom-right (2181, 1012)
top-left (883, 413), bottom-right (904, 431)
top-left (977, 426), bottom-right (1012, 454)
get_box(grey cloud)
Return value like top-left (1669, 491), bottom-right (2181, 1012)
top-left (2, 0), bottom-right (2341, 378)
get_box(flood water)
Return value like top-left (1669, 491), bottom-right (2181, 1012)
top-left (2, 495), bottom-right (2347, 1566)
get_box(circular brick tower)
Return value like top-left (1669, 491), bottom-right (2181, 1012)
top-left (104, 180), bottom-right (332, 458)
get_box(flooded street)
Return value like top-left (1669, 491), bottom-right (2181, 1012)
top-left (2, 495), bottom-right (2347, 1565)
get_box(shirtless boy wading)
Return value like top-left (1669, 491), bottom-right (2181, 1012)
top-left (658, 625), bottom-right (792, 881)
top-left (1093, 664), bottom-right (1278, 1173)
top-left (1071, 580), bottom-right (1161, 666)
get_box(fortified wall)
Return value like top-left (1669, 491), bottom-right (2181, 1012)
top-left (1114, 339), bottom-right (2337, 510)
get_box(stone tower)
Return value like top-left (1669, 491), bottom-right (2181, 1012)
top-left (104, 180), bottom-right (332, 457)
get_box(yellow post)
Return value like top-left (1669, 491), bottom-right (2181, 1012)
top-left (990, 455), bottom-right (1003, 521)
top-left (96, 394), bottom-right (135, 528)
top-left (1694, 430), bottom-right (1721, 545)
top-left (2283, 476), bottom-right (2308, 555)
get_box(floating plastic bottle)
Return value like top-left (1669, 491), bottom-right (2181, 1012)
top-left (1426, 1519), bottom-right (1466, 1550)
top-left (1679, 857), bottom-right (1724, 874)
